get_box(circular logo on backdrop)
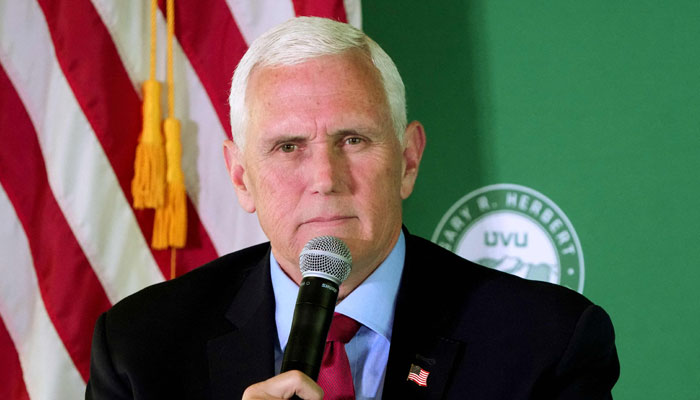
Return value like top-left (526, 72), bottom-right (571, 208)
top-left (432, 184), bottom-right (584, 293)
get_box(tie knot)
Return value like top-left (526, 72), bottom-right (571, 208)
top-left (327, 313), bottom-right (360, 344)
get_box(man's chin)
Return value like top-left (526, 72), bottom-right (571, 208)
top-left (297, 219), bottom-right (359, 241)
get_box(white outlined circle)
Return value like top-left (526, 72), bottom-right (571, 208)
top-left (432, 183), bottom-right (585, 293)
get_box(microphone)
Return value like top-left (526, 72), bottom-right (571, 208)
top-left (280, 236), bottom-right (352, 380)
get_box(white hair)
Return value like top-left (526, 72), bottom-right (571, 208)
top-left (229, 17), bottom-right (407, 149)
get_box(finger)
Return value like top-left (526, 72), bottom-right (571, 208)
top-left (242, 370), bottom-right (323, 400)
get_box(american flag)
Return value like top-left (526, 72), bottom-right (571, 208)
top-left (0, 1), bottom-right (361, 399)
top-left (407, 363), bottom-right (430, 387)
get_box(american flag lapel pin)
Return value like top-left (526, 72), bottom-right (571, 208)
top-left (407, 363), bottom-right (430, 387)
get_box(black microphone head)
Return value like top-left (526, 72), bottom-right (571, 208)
top-left (299, 236), bottom-right (352, 285)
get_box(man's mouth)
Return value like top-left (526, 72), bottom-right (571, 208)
top-left (301, 216), bottom-right (355, 226)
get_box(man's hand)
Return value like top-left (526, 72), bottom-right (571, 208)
top-left (242, 370), bottom-right (323, 400)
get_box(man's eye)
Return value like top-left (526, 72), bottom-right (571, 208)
top-left (279, 143), bottom-right (297, 153)
top-left (346, 137), bottom-right (363, 145)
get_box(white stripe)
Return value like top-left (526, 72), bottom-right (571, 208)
top-left (87, 0), bottom-right (157, 94)
top-left (92, 0), bottom-right (268, 255)
top-left (0, 0), bottom-right (164, 304)
top-left (344, 0), bottom-right (363, 29)
top-left (225, 0), bottom-right (296, 46)
top-left (0, 185), bottom-right (86, 399)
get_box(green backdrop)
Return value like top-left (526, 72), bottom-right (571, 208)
top-left (364, 1), bottom-right (700, 398)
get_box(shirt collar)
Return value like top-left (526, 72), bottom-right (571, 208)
top-left (271, 231), bottom-right (405, 350)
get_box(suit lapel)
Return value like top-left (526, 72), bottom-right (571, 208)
top-left (207, 249), bottom-right (277, 400)
top-left (383, 232), bottom-right (465, 399)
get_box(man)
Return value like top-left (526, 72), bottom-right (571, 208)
top-left (86, 17), bottom-right (619, 399)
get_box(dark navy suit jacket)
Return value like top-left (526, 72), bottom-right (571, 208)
top-left (86, 232), bottom-right (619, 399)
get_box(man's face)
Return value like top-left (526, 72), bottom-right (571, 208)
top-left (225, 50), bottom-right (424, 293)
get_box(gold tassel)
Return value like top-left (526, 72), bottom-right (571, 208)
top-left (131, 80), bottom-right (165, 209)
top-left (151, 0), bottom-right (187, 279)
top-left (152, 118), bottom-right (187, 250)
top-left (131, 0), bottom-right (165, 209)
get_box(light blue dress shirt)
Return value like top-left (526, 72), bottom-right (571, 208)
top-left (271, 232), bottom-right (406, 400)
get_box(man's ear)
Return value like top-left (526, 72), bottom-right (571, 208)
top-left (223, 139), bottom-right (256, 213)
top-left (400, 121), bottom-right (427, 199)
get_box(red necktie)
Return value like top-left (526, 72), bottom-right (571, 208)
top-left (317, 313), bottom-right (361, 400)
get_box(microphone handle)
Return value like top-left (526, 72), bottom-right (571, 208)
top-left (281, 276), bottom-right (339, 380)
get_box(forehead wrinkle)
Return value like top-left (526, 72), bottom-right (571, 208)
top-left (256, 106), bottom-right (382, 135)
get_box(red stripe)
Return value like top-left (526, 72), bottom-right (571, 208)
top-left (0, 63), bottom-right (111, 381)
top-left (159, 0), bottom-right (248, 140)
top-left (292, 0), bottom-right (348, 21)
top-left (36, 0), bottom-right (218, 277)
top-left (0, 317), bottom-right (29, 400)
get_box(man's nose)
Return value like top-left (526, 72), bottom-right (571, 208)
top-left (308, 145), bottom-right (346, 195)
